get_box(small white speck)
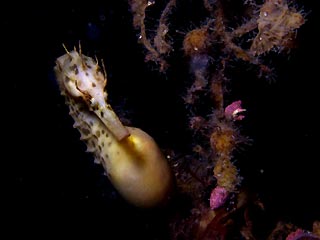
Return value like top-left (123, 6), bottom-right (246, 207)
top-left (147, 0), bottom-right (155, 6)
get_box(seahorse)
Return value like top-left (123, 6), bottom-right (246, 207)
top-left (54, 47), bottom-right (173, 208)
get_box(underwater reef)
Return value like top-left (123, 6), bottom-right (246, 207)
top-left (5, 0), bottom-right (319, 239)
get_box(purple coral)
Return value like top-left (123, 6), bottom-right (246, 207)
top-left (209, 186), bottom-right (229, 210)
top-left (286, 229), bottom-right (320, 240)
top-left (225, 100), bottom-right (246, 121)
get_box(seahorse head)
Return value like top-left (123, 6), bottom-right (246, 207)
top-left (54, 49), bottom-right (108, 110)
top-left (54, 48), bottom-right (129, 141)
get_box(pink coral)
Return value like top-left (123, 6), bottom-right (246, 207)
top-left (286, 228), bottom-right (320, 240)
top-left (209, 186), bottom-right (229, 210)
top-left (286, 229), bottom-right (305, 240)
top-left (224, 100), bottom-right (246, 121)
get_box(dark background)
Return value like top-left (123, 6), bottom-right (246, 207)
top-left (3, 1), bottom-right (319, 239)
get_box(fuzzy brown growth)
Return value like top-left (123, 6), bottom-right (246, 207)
top-left (129, 0), bottom-right (148, 29)
top-left (126, 0), bottom-right (308, 238)
top-left (313, 221), bottom-right (320, 237)
top-left (129, 0), bottom-right (175, 72)
top-left (250, 0), bottom-right (305, 55)
top-left (210, 122), bottom-right (236, 156)
top-left (213, 155), bottom-right (240, 192)
top-left (210, 67), bottom-right (226, 111)
top-left (154, 0), bottom-right (176, 55)
top-left (209, 120), bottom-right (240, 192)
top-left (184, 70), bottom-right (208, 105)
top-left (183, 28), bottom-right (210, 56)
